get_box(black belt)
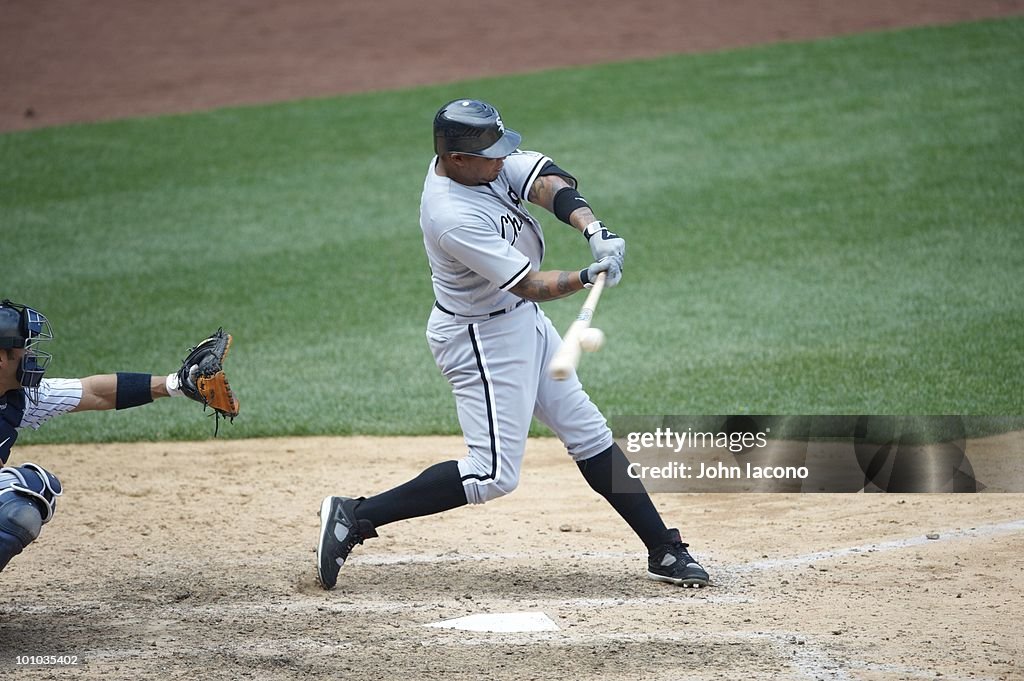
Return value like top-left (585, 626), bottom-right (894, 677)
top-left (434, 298), bottom-right (528, 320)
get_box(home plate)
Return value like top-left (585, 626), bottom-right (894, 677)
top-left (425, 611), bottom-right (560, 633)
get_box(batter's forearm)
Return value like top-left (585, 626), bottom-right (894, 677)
top-left (510, 270), bottom-right (585, 302)
top-left (568, 206), bottom-right (598, 234)
top-left (529, 174), bottom-right (597, 234)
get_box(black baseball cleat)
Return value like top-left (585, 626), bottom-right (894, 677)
top-left (647, 528), bottom-right (711, 588)
top-left (316, 496), bottom-right (377, 590)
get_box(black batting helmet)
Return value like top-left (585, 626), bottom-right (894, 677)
top-left (433, 99), bottom-right (521, 158)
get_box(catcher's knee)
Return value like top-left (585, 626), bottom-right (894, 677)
top-left (0, 463), bottom-right (62, 571)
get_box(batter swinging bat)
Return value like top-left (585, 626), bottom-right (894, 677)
top-left (549, 272), bottom-right (607, 381)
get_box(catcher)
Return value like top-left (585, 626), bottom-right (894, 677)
top-left (0, 299), bottom-right (238, 572)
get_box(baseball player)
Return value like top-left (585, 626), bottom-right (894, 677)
top-left (0, 299), bottom-right (237, 572)
top-left (317, 99), bottom-right (709, 590)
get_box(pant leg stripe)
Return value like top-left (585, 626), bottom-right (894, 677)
top-left (462, 323), bottom-right (500, 483)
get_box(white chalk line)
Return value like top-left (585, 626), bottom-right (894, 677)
top-left (354, 517), bottom-right (1024, 572)
top-left (355, 550), bottom-right (639, 565)
top-left (748, 632), bottom-right (999, 681)
top-left (736, 517), bottom-right (1024, 573)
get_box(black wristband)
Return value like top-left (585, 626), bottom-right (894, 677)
top-left (115, 372), bottom-right (153, 410)
top-left (552, 187), bottom-right (591, 225)
top-left (579, 267), bottom-right (591, 286)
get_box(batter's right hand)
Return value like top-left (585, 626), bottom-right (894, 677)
top-left (583, 255), bottom-right (623, 289)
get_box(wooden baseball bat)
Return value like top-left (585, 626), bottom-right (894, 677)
top-left (549, 272), bottom-right (607, 381)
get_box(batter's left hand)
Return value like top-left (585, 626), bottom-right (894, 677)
top-left (583, 255), bottom-right (623, 288)
top-left (584, 221), bottom-right (625, 265)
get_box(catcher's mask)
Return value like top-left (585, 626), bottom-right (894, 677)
top-left (0, 300), bottom-right (53, 404)
top-left (433, 99), bottom-right (521, 158)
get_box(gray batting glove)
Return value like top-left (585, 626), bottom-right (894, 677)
top-left (581, 255), bottom-right (623, 289)
top-left (584, 221), bottom-right (626, 265)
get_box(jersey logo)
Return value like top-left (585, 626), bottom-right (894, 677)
top-left (500, 213), bottom-right (525, 246)
top-left (506, 187), bottom-right (522, 206)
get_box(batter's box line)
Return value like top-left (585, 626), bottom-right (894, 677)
top-left (354, 550), bottom-right (643, 566)
top-left (352, 517), bottom-right (1024, 573)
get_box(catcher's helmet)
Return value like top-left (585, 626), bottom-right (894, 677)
top-left (433, 99), bottom-right (521, 158)
top-left (0, 300), bottom-right (53, 404)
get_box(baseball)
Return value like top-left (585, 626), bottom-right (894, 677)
top-left (579, 327), bottom-right (605, 352)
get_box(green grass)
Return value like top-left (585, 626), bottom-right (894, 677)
top-left (3, 18), bottom-right (1022, 443)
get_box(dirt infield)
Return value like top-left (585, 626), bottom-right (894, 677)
top-left (3, 2), bottom-right (1024, 679)
top-left (2, 437), bottom-right (1022, 679)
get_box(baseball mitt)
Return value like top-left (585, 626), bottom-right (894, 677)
top-left (177, 329), bottom-right (240, 426)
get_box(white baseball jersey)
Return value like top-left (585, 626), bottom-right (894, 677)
top-left (0, 379), bottom-right (82, 464)
top-left (420, 150), bottom-right (613, 504)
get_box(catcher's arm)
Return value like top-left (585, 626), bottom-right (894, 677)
top-left (71, 374), bottom-right (171, 412)
top-left (71, 329), bottom-right (240, 428)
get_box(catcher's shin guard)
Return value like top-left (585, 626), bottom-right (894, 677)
top-left (0, 463), bottom-right (62, 571)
